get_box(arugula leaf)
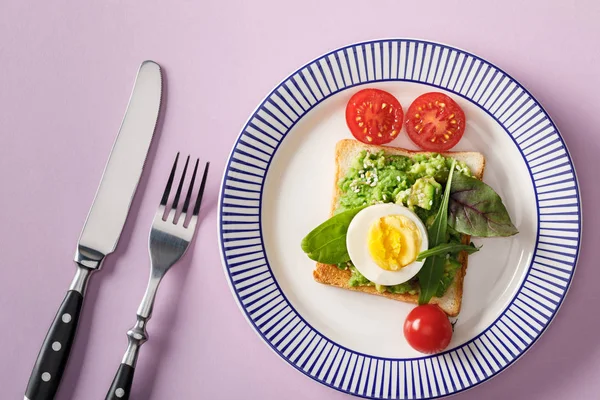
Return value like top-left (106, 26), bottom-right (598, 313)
top-left (448, 173), bottom-right (518, 237)
top-left (301, 206), bottom-right (365, 264)
top-left (417, 159), bottom-right (456, 305)
top-left (416, 242), bottom-right (480, 261)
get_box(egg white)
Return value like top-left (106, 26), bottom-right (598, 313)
top-left (346, 203), bottom-right (429, 286)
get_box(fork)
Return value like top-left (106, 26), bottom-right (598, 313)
top-left (105, 153), bottom-right (209, 400)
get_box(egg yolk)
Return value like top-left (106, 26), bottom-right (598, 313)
top-left (367, 215), bottom-right (422, 271)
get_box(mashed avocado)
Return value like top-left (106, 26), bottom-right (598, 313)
top-left (337, 150), bottom-right (471, 214)
top-left (336, 150), bottom-right (471, 296)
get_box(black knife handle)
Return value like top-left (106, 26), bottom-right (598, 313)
top-left (106, 363), bottom-right (135, 400)
top-left (25, 290), bottom-right (84, 400)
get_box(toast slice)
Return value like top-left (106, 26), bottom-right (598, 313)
top-left (313, 139), bottom-right (486, 316)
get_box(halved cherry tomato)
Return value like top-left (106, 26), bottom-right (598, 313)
top-left (345, 89), bottom-right (403, 145)
top-left (404, 305), bottom-right (452, 354)
top-left (405, 92), bottom-right (466, 151)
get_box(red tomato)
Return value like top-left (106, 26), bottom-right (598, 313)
top-left (405, 92), bottom-right (466, 151)
top-left (404, 305), bottom-right (452, 354)
top-left (345, 89), bottom-right (404, 145)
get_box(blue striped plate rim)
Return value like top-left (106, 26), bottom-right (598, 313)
top-left (217, 39), bottom-right (582, 399)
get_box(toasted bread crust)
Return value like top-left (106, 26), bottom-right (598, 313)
top-left (313, 139), bottom-right (485, 316)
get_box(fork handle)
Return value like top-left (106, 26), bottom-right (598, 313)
top-left (25, 289), bottom-right (85, 400)
top-left (105, 314), bottom-right (149, 400)
top-left (106, 363), bottom-right (135, 400)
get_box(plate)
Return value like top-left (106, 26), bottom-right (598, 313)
top-left (218, 39), bottom-right (581, 399)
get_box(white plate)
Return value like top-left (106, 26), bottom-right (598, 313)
top-left (218, 39), bottom-right (581, 399)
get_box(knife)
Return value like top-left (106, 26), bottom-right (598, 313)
top-left (25, 60), bottom-right (163, 400)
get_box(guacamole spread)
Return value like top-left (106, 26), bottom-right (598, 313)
top-left (335, 150), bottom-right (471, 297)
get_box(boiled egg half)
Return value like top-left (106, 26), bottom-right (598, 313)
top-left (346, 204), bottom-right (429, 286)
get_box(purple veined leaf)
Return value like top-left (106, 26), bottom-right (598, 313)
top-left (448, 173), bottom-right (518, 237)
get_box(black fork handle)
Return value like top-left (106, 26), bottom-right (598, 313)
top-left (106, 364), bottom-right (135, 400)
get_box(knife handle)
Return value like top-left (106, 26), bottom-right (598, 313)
top-left (25, 290), bottom-right (83, 399)
top-left (106, 363), bottom-right (135, 400)
top-left (25, 266), bottom-right (92, 400)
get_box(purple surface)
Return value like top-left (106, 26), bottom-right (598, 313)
top-left (0, 1), bottom-right (598, 399)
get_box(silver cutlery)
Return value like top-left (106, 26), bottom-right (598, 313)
top-left (106, 154), bottom-right (209, 400)
top-left (25, 61), bottom-right (163, 400)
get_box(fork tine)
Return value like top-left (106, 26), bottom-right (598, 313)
top-left (171, 155), bottom-right (190, 212)
top-left (193, 162), bottom-right (210, 217)
top-left (181, 159), bottom-right (199, 216)
top-left (160, 153), bottom-right (179, 206)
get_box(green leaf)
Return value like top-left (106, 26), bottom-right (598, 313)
top-left (301, 206), bottom-right (366, 264)
top-left (448, 173), bottom-right (519, 237)
top-left (417, 159), bottom-right (456, 305)
top-left (416, 243), bottom-right (480, 261)
top-left (418, 256), bottom-right (445, 304)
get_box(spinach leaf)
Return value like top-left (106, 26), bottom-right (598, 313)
top-left (448, 173), bottom-right (518, 237)
top-left (417, 159), bottom-right (456, 305)
top-left (301, 206), bottom-right (366, 264)
top-left (416, 242), bottom-right (480, 261)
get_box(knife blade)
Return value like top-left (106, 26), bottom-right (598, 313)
top-left (25, 60), bottom-right (163, 400)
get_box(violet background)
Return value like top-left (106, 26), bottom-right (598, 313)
top-left (0, 1), bottom-right (598, 399)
